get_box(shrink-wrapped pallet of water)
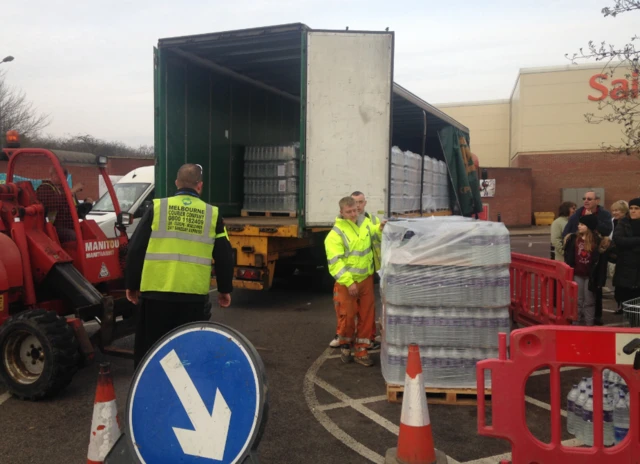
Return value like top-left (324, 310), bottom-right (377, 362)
top-left (243, 143), bottom-right (300, 212)
top-left (380, 217), bottom-right (512, 388)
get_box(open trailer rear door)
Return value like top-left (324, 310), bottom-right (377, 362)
top-left (303, 30), bottom-right (394, 226)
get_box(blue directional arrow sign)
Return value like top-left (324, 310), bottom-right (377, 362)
top-left (126, 322), bottom-right (268, 464)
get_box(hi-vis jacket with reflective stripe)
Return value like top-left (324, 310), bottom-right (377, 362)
top-left (140, 195), bottom-right (227, 295)
top-left (325, 217), bottom-right (374, 287)
top-left (363, 212), bottom-right (382, 271)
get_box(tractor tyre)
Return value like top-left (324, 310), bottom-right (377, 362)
top-left (0, 309), bottom-right (80, 400)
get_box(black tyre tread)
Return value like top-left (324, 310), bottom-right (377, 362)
top-left (0, 309), bottom-right (80, 400)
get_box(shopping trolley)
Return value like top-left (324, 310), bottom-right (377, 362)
top-left (622, 297), bottom-right (640, 327)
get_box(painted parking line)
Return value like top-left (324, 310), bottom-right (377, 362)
top-left (0, 392), bottom-right (11, 407)
top-left (304, 348), bottom-right (460, 464)
top-left (304, 348), bottom-right (386, 464)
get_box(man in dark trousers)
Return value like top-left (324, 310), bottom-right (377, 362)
top-left (126, 163), bottom-right (234, 368)
top-left (563, 190), bottom-right (613, 325)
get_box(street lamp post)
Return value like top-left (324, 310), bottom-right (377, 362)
top-left (0, 56), bottom-right (13, 139)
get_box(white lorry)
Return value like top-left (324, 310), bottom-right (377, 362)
top-left (87, 165), bottom-right (155, 238)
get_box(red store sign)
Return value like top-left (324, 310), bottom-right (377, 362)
top-left (589, 72), bottom-right (639, 101)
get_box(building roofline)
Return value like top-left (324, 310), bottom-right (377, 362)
top-left (435, 98), bottom-right (511, 108)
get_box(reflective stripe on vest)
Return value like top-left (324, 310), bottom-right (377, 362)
top-left (140, 195), bottom-right (218, 295)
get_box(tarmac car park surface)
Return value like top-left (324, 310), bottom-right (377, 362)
top-left (0, 233), bottom-right (628, 463)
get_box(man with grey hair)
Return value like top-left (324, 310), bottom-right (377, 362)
top-left (126, 163), bottom-right (234, 367)
top-left (563, 189), bottom-right (613, 325)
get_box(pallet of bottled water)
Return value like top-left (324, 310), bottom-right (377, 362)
top-left (243, 143), bottom-right (300, 213)
top-left (390, 146), bottom-right (423, 214)
top-left (380, 217), bottom-right (512, 389)
top-left (566, 370), bottom-right (629, 447)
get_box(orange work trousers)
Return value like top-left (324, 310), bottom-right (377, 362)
top-left (333, 275), bottom-right (375, 358)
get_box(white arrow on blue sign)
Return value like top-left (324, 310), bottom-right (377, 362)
top-left (127, 322), bottom-right (268, 464)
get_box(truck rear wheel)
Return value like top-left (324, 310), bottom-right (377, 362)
top-left (0, 309), bottom-right (80, 400)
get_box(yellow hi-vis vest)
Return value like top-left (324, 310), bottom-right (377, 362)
top-left (324, 217), bottom-right (374, 287)
top-left (140, 195), bottom-right (225, 295)
top-left (362, 212), bottom-right (382, 272)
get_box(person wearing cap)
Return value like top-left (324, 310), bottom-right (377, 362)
top-left (612, 197), bottom-right (640, 308)
top-left (563, 214), bottom-right (611, 326)
top-left (125, 163), bottom-right (234, 368)
top-left (562, 190), bottom-right (613, 325)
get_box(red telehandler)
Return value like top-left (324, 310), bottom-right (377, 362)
top-left (0, 131), bottom-right (138, 400)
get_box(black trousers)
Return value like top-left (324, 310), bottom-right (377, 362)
top-left (133, 297), bottom-right (210, 369)
top-left (595, 287), bottom-right (603, 323)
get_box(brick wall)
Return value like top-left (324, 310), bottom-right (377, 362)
top-left (512, 152), bottom-right (640, 214)
top-left (108, 157), bottom-right (154, 176)
top-left (478, 167), bottom-right (533, 226)
top-left (0, 156), bottom-right (155, 201)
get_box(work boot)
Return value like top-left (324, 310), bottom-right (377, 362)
top-left (340, 346), bottom-right (352, 364)
top-left (368, 340), bottom-right (381, 350)
top-left (329, 335), bottom-right (340, 348)
top-left (354, 355), bottom-right (374, 367)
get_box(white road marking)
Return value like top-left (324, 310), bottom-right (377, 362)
top-left (303, 348), bottom-right (385, 463)
top-left (525, 396), bottom-right (567, 417)
top-left (0, 392), bottom-right (11, 407)
top-left (314, 378), bottom-right (400, 435)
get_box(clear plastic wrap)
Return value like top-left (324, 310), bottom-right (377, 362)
top-left (243, 144), bottom-right (299, 211)
top-left (380, 217), bottom-right (512, 388)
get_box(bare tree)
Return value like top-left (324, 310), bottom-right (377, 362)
top-left (566, 0), bottom-right (640, 157)
top-left (27, 133), bottom-right (154, 159)
top-left (0, 70), bottom-right (50, 139)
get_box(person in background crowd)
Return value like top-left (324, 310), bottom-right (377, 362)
top-left (609, 200), bottom-right (629, 314)
top-left (563, 214), bottom-right (611, 326)
top-left (563, 191), bottom-right (612, 325)
top-left (612, 197), bottom-right (640, 313)
top-left (551, 201), bottom-right (576, 261)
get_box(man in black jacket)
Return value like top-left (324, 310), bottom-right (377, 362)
top-left (125, 164), bottom-right (234, 368)
top-left (563, 190), bottom-right (613, 325)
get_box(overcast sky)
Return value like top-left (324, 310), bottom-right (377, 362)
top-left (3, 0), bottom-right (635, 147)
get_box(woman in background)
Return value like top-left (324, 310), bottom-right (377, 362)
top-left (551, 201), bottom-right (577, 262)
top-left (610, 200), bottom-right (629, 314)
top-left (612, 198), bottom-right (640, 314)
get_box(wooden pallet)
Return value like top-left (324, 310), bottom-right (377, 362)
top-left (386, 384), bottom-right (491, 406)
top-left (241, 210), bottom-right (297, 218)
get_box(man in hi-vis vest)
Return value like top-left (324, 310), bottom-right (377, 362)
top-left (126, 164), bottom-right (233, 367)
top-left (325, 196), bottom-right (384, 367)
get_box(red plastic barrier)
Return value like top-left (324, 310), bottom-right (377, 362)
top-left (509, 252), bottom-right (578, 326)
top-left (478, 326), bottom-right (640, 463)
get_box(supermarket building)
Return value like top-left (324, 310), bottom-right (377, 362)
top-left (436, 63), bottom-right (640, 226)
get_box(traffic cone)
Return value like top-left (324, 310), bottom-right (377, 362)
top-left (87, 363), bottom-right (122, 464)
top-left (386, 344), bottom-right (448, 464)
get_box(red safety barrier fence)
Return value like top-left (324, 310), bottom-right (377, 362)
top-left (477, 326), bottom-right (640, 463)
top-left (509, 252), bottom-right (578, 326)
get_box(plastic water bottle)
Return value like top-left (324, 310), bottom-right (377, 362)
top-left (614, 391), bottom-right (630, 444)
top-left (603, 389), bottom-right (615, 446)
top-left (582, 393), bottom-right (594, 446)
top-left (566, 384), bottom-right (580, 435)
top-left (574, 384), bottom-right (588, 441)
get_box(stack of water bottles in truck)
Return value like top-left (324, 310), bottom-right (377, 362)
top-left (389, 146), bottom-right (450, 215)
top-left (243, 143), bottom-right (300, 212)
top-left (566, 370), bottom-right (630, 446)
top-left (380, 217), bottom-right (511, 388)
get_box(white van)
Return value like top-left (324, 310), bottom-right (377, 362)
top-left (87, 165), bottom-right (155, 238)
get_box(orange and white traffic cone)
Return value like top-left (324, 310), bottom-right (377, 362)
top-left (87, 363), bottom-right (122, 464)
top-left (386, 344), bottom-right (448, 464)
